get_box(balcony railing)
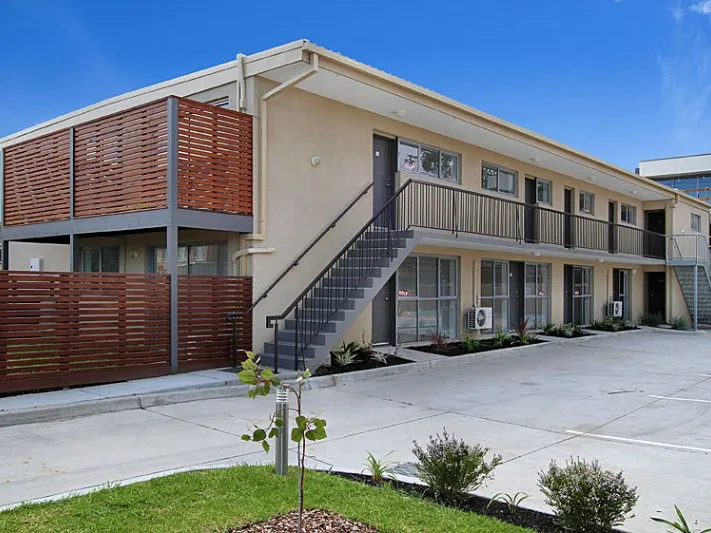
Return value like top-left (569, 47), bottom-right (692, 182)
top-left (405, 180), bottom-right (665, 259)
top-left (1, 97), bottom-right (253, 227)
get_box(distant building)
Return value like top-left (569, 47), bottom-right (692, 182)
top-left (638, 154), bottom-right (711, 205)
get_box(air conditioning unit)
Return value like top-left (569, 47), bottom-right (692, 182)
top-left (607, 301), bottom-right (623, 318)
top-left (466, 307), bottom-right (493, 330)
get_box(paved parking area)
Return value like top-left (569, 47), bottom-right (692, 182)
top-left (1, 330), bottom-right (710, 532)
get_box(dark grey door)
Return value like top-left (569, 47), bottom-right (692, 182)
top-left (509, 261), bottom-right (524, 329)
top-left (646, 272), bottom-right (665, 317)
top-left (563, 265), bottom-right (572, 323)
top-left (371, 135), bottom-right (397, 344)
top-left (645, 210), bottom-right (666, 258)
top-left (564, 189), bottom-right (573, 248)
top-left (608, 201), bottom-right (617, 253)
top-left (524, 178), bottom-right (537, 243)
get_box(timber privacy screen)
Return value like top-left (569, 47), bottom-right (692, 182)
top-left (1, 96), bottom-right (253, 226)
top-left (0, 271), bottom-right (252, 394)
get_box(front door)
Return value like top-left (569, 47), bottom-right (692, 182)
top-left (645, 210), bottom-right (666, 258)
top-left (524, 178), bottom-right (537, 243)
top-left (509, 261), bottom-right (525, 329)
top-left (371, 135), bottom-right (397, 344)
top-left (646, 272), bottom-right (666, 317)
top-left (564, 189), bottom-right (573, 248)
top-left (608, 201), bottom-right (617, 254)
top-left (613, 268), bottom-right (631, 321)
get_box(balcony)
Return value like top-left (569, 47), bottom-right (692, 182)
top-left (397, 180), bottom-right (666, 260)
top-left (1, 96), bottom-right (253, 231)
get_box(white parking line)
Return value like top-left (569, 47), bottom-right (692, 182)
top-left (565, 430), bottom-right (711, 454)
top-left (649, 394), bottom-right (711, 404)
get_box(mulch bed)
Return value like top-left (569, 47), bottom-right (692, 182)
top-left (411, 339), bottom-right (546, 357)
top-left (332, 473), bottom-right (628, 533)
top-left (314, 355), bottom-right (411, 376)
top-left (229, 509), bottom-right (379, 532)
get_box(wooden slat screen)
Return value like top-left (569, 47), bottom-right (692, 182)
top-left (177, 99), bottom-right (253, 215)
top-left (178, 275), bottom-right (252, 370)
top-left (0, 271), bottom-right (171, 394)
top-left (73, 100), bottom-right (168, 217)
top-left (2, 130), bottom-right (70, 226)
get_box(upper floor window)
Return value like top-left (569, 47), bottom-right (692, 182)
top-left (482, 163), bottom-right (517, 196)
top-left (536, 178), bottom-right (552, 204)
top-left (621, 204), bottom-right (637, 225)
top-left (691, 213), bottom-right (702, 233)
top-left (398, 140), bottom-right (459, 183)
top-left (579, 191), bottom-right (595, 215)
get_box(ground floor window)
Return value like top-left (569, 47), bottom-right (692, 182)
top-left (396, 256), bottom-right (458, 342)
top-left (152, 243), bottom-right (228, 275)
top-left (81, 246), bottom-right (120, 273)
top-left (613, 268), bottom-right (632, 321)
top-left (525, 263), bottom-right (551, 328)
top-left (481, 260), bottom-right (509, 333)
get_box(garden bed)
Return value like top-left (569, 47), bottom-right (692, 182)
top-left (411, 337), bottom-right (546, 357)
top-left (315, 354), bottom-right (411, 376)
top-left (335, 472), bottom-right (628, 533)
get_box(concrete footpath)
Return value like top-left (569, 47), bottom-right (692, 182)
top-left (1, 330), bottom-right (710, 533)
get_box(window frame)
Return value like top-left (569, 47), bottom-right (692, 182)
top-left (396, 255), bottom-right (460, 342)
top-left (81, 246), bottom-right (120, 273)
top-left (482, 162), bottom-right (518, 197)
top-left (524, 262), bottom-right (552, 328)
top-left (397, 138), bottom-right (461, 184)
top-left (691, 213), bottom-right (702, 233)
top-left (151, 242), bottom-right (229, 275)
top-left (534, 178), bottom-right (552, 205)
top-left (620, 203), bottom-right (637, 225)
top-left (578, 191), bottom-right (595, 215)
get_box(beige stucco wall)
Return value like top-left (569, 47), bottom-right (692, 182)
top-left (7, 242), bottom-right (70, 271)
top-left (248, 80), bottom-right (688, 351)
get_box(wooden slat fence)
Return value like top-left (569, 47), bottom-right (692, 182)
top-left (2, 130), bottom-right (71, 226)
top-left (73, 100), bottom-right (169, 217)
top-left (0, 271), bottom-right (171, 394)
top-left (178, 275), bottom-right (252, 370)
top-left (177, 99), bottom-right (253, 215)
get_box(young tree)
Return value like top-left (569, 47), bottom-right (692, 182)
top-left (238, 352), bottom-right (327, 532)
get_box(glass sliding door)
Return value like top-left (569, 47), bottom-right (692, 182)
top-left (481, 260), bottom-right (509, 332)
top-left (524, 263), bottom-right (551, 328)
top-left (613, 268), bottom-right (631, 321)
top-left (572, 266), bottom-right (593, 325)
top-left (396, 256), bottom-right (459, 342)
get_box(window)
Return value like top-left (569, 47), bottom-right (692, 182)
top-left (396, 256), bottom-right (458, 342)
top-left (397, 140), bottom-right (460, 183)
top-left (579, 191), bottom-right (595, 215)
top-left (81, 247), bottom-right (119, 273)
top-left (536, 178), bottom-right (552, 204)
top-left (569, 265), bottom-right (593, 325)
top-left (480, 260), bottom-right (509, 333)
top-left (621, 204), bottom-right (637, 225)
top-left (206, 96), bottom-right (230, 108)
top-left (524, 263), bottom-right (551, 328)
top-left (482, 163), bottom-right (517, 196)
top-left (153, 243), bottom-right (228, 275)
top-left (692, 213), bottom-right (702, 233)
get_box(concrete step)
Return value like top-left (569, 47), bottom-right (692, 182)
top-left (263, 342), bottom-right (317, 359)
top-left (320, 276), bottom-right (374, 289)
top-left (285, 318), bottom-right (340, 332)
top-left (259, 352), bottom-right (313, 372)
top-left (303, 296), bottom-right (358, 310)
top-left (276, 329), bottom-right (328, 345)
top-left (313, 287), bottom-right (365, 299)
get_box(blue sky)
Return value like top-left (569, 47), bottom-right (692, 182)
top-left (1, 0), bottom-right (710, 170)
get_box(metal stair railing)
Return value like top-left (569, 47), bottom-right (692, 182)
top-left (667, 233), bottom-right (711, 332)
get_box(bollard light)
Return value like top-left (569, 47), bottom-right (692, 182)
top-left (275, 387), bottom-right (289, 475)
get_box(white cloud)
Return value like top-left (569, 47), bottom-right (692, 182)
top-left (691, 0), bottom-right (711, 15)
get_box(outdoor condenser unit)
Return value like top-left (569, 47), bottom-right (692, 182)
top-left (606, 301), bottom-right (623, 318)
top-left (466, 307), bottom-right (493, 330)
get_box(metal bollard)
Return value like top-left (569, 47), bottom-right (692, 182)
top-left (275, 387), bottom-right (289, 475)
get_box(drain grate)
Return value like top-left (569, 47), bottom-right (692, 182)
top-left (390, 462), bottom-right (419, 477)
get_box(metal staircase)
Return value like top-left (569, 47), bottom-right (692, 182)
top-left (668, 234), bottom-right (711, 328)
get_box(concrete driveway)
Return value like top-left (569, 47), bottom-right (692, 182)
top-left (1, 330), bottom-right (710, 532)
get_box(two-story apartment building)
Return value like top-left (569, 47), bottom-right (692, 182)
top-left (2, 40), bottom-right (709, 381)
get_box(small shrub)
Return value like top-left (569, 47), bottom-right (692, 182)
top-left (639, 312), bottom-right (664, 327)
top-left (332, 341), bottom-right (359, 367)
top-left (462, 335), bottom-right (480, 353)
top-left (590, 317), bottom-right (625, 332)
top-left (670, 316), bottom-right (690, 331)
top-left (430, 331), bottom-right (450, 352)
top-left (651, 505), bottom-right (711, 533)
top-left (363, 451), bottom-right (395, 483)
top-left (538, 457), bottom-right (638, 532)
top-left (369, 351), bottom-right (389, 364)
top-left (412, 429), bottom-right (502, 504)
top-left (513, 319), bottom-right (537, 345)
top-left (556, 323), bottom-right (583, 338)
top-left (487, 492), bottom-right (529, 515)
top-left (542, 323), bottom-right (557, 336)
top-left (492, 331), bottom-right (512, 348)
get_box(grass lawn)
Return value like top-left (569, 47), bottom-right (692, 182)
top-left (0, 466), bottom-right (533, 533)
